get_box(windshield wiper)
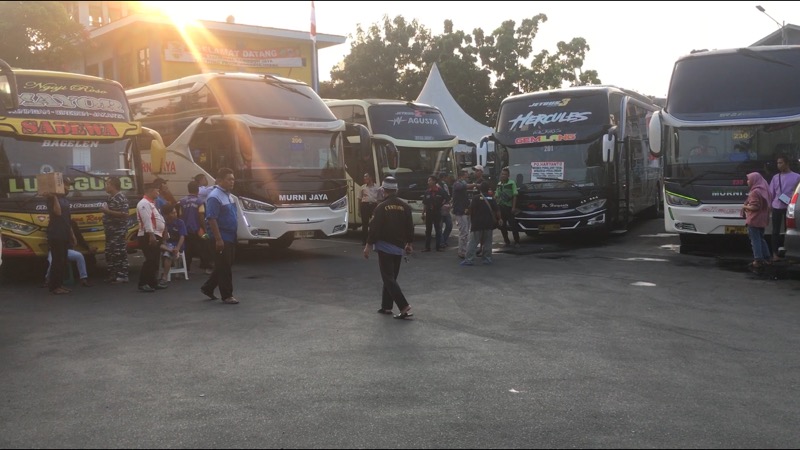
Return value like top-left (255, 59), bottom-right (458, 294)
top-left (531, 177), bottom-right (581, 188)
top-left (679, 171), bottom-right (741, 187)
top-left (262, 74), bottom-right (311, 99)
top-left (736, 48), bottom-right (794, 68)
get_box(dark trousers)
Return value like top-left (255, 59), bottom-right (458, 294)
top-left (424, 211), bottom-right (442, 250)
top-left (360, 202), bottom-right (377, 245)
top-left (47, 239), bottom-right (69, 291)
top-left (185, 233), bottom-right (211, 270)
top-left (499, 205), bottom-right (520, 244)
top-left (202, 241), bottom-right (236, 299)
top-left (378, 251), bottom-right (408, 311)
top-left (138, 235), bottom-right (161, 288)
top-left (771, 208), bottom-right (787, 256)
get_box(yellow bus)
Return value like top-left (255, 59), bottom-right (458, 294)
top-left (0, 59), bottom-right (144, 260)
top-left (325, 99), bottom-right (461, 226)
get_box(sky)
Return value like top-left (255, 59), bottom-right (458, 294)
top-left (145, 1), bottom-right (798, 98)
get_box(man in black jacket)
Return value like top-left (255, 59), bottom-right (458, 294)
top-left (363, 176), bottom-right (415, 319)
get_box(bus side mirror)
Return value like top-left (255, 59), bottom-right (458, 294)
top-left (150, 139), bottom-right (167, 175)
top-left (0, 59), bottom-right (19, 111)
top-left (346, 123), bottom-right (372, 159)
top-left (602, 129), bottom-right (616, 163)
top-left (648, 111), bottom-right (662, 155)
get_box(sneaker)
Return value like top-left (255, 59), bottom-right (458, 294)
top-left (138, 285), bottom-right (155, 293)
top-left (459, 260), bottom-right (474, 266)
top-left (112, 277), bottom-right (129, 284)
top-left (156, 280), bottom-right (169, 289)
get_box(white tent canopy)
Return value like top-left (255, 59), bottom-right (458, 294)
top-left (415, 63), bottom-right (493, 147)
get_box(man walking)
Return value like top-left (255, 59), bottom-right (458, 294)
top-left (363, 176), bottom-right (414, 319)
top-left (201, 168), bottom-right (239, 304)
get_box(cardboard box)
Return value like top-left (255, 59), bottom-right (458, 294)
top-left (37, 172), bottom-right (65, 196)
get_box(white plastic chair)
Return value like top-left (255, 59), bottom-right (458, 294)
top-left (163, 251), bottom-right (189, 281)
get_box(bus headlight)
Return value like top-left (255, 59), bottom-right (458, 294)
top-left (329, 196), bottom-right (347, 211)
top-left (576, 199), bottom-right (607, 214)
top-left (240, 197), bottom-right (277, 212)
top-left (665, 191), bottom-right (700, 207)
top-left (0, 216), bottom-right (40, 235)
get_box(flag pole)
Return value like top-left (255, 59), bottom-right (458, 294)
top-left (310, 1), bottom-right (319, 92)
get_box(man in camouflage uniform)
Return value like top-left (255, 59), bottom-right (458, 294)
top-left (101, 177), bottom-right (130, 283)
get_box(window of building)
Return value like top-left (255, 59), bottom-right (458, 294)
top-left (102, 59), bottom-right (114, 80)
top-left (137, 48), bottom-right (150, 84)
top-left (85, 64), bottom-right (99, 77)
top-left (89, 4), bottom-right (102, 27)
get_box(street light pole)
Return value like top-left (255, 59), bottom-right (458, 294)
top-left (756, 5), bottom-right (787, 45)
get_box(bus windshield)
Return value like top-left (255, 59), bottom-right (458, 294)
top-left (246, 129), bottom-right (344, 170)
top-left (211, 77), bottom-right (336, 121)
top-left (505, 137), bottom-right (607, 190)
top-left (0, 136), bottom-right (135, 199)
top-left (368, 105), bottom-right (451, 141)
top-left (664, 122), bottom-right (800, 180)
top-left (668, 48), bottom-right (800, 119)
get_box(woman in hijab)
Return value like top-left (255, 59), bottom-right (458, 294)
top-left (742, 172), bottom-right (772, 270)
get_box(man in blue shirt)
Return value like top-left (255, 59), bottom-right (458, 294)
top-left (200, 168), bottom-right (239, 304)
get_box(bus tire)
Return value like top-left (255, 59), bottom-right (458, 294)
top-left (269, 234), bottom-right (294, 250)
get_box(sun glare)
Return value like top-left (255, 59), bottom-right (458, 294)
top-left (139, 1), bottom-right (198, 28)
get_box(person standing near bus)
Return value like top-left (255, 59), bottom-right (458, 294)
top-left (359, 173), bottom-right (381, 246)
top-left (742, 172), bottom-right (772, 271)
top-left (496, 167), bottom-right (521, 248)
top-left (201, 168), bottom-right (239, 305)
top-left (451, 169), bottom-right (471, 259)
top-left (45, 178), bottom-right (76, 295)
top-left (421, 175), bottom-right (448, 252)
top-left (137, 182), bottom-right (166, 292)
top-left (363, 176), bottom-right (414, 319)
top-left (101, 176), bottom-right (130, 283)
top-left (768, 154), bottom-right (800, 261)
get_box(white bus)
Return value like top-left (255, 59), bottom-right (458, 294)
top-left (482, 86), bottom-right (662, 235)
top-left (325, 99), bottom-right (461, 226)
top-left (649, 47), bottom-right (800, 253)
top-left (127, 73), bottom-right (369, 249)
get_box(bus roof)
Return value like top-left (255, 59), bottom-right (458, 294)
top-left (500, 85), bottom-right (656, 107)
top-left (674, 45), bottom-right (799, 63)
top-left (324, 98), bottom-right (438, 109)
top-left (126, 72), bottom-right (307, 100)
top-left (9, 68), bottom-right (123, 87)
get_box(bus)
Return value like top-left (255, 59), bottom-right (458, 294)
top-left (325, 99), bottom-right (461, 226)
top-left (648, 47), bottom-right (800, 253)
top-left (0, 59), bottom-right (144, 260)
top-left (127, 73), bottom-right (369, 249)
top-left (481, 86), bottom-right (661, 235)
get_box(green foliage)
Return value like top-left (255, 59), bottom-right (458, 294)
top-left (0, 1), bottom-right (88, 70)
top-left (324, 14), bottom-right (601, 127)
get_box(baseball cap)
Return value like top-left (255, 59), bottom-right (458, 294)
top-left (474, 165), bottom-right (484, 171)
top-left (381, 176), bottom-right (398, 190)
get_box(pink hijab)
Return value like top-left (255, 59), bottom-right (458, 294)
top-left (747, 172), bottom-right (772, 205)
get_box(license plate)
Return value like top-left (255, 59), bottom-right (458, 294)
top-left (539, 224), bottom-right (561, 232)
top-left (724, 226), bottom-right (747, 235)
top-left (294, 231), bottom-right (315, 238)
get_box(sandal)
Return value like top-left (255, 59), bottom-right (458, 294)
top-left (377, 309), bottom-right (393, 315)
top-left (393, 307), bottom-right (413, 319)
top-left (50, 287), bottom-right (70, 295)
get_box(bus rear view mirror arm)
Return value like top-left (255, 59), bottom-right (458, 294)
top-left (602, 128), bottom-right (617, 163)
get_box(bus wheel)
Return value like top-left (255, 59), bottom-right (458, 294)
top-left (269, 234), bottom-right (294, 250)
top-left (679, 234), bottom-right (699, 254)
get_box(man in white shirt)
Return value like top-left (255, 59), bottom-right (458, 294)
top-left (137, 182), bottom-right (167, 292)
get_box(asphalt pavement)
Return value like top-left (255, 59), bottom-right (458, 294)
top-left (1, 219), bottom-right (798, 448)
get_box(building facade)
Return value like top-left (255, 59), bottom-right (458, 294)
top-left (61, 1), bottom-right (345, 88)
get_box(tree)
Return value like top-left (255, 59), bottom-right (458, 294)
top-left (0, 1), bottom-right (88, 70)
top-left (323, 14), bottom-right (601, 126)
